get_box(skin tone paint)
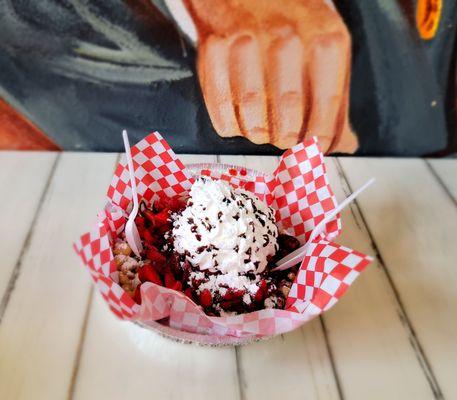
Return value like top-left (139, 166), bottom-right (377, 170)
top-left (184, 0), bottom-right (359, 153)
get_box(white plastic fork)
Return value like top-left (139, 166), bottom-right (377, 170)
top-left (122, 130), bottom-right (143, 258)
top-left (273, 177), bottom-right (375, 271)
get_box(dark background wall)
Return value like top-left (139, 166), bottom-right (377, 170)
top-left (0, 0), bottom-right (455, 155)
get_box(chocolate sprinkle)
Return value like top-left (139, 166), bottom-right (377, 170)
top-left (196, 246), bottom-right (206, 254)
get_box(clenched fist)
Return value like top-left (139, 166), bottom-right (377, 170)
top-left (183, 0), bottom-right (358, 153)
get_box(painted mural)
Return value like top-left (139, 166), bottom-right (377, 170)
top-left (0, 0), bottom-right (455, 155)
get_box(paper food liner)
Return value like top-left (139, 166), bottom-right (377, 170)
top-left (74, 132), bottom-right (372, 339)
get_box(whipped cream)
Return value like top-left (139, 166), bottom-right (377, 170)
top-left (171, 178), bottom-right (278, 277)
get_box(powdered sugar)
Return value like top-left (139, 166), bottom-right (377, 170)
top-left (189, 270), bottom-right (261, 297)
top-left (243, 293), bottom-right (252, 305)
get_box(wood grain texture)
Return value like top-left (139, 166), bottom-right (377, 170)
top-left (339, 157), bottom-right (457, 399)
top-left (73, 294), bottom-right (239, 400)
top-left (0, 153), bottom-right (117, 400)
top-left (323, 159), bottom-right (436, 399)
top-left (0, 152), bottom-right (56, 304)
top-left (219, 155), bottom-right (340, 400)
top-left (236, 320), bottom-right (340, 400)
top-left (218, 155), bottom-right (279, 175)
top-left (1, 152), bottom-right (456, 400)
top-left (427, 159), bottom-right (457, 202)
top-left (71, 155), bottom-right (242, 400)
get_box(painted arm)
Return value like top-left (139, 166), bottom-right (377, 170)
top-left (182, 0), bottom-right (358, 152)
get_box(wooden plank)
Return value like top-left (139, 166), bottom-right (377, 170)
top-left (217, 155), bottom-right (279, 175)
top-left (323, 158), bottom-right (435, 399)
top-left (179, 154), bottom-right (217, 165)
top-left (0, 153), bottom-right (118, 400)
top-left (73, 294), bottom-right (239, 400)
top-left (0, 152), bottom-right (57, 303)
top-left (339, 157), bottom-right (457, 399)
top-left (72, 155), bottom-right (240, 400)
top-left (236, 319), bottom-right (340, 400)
top-left (220, 155), bottom-right (340, 400)
top-left (427, 159), bottom-right (457, 203)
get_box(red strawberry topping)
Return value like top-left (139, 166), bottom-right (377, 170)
top-left (254, 279), bottom-right (268, 302)
top-left (115, 194), bottom-right (301, 316)
top-left (138, 264), bottom-right (162, 285)
top-left (199, 289), bottom-right (213, 308)
top-left (164, 272), bottom-right (176, 288)
top-left (135, 215), bottom-right (145, 228)
top-left (184, 288), bottom-right (193, 300)
top-left (133, 285), bottom-right (142, 304)
top-left (142, 229), bottom-right (156, 245)
top-left (153, 209), bottom-right (170, 227)
top-left (222, 289), bottom-right (244, 301)
top-left (168, 197), bottom-right (185, 212)
top-left (143, 209), bottom-right (156, 225)
top-left (146, 246), bottom-right (166, 265)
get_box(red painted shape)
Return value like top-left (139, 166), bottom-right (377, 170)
top-left (0, 99), bottom-right (61, 150)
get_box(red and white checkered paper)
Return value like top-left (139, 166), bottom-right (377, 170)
top-left (74, 132), bottom-right (372, 338)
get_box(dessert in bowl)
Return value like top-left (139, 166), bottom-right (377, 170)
top-left (74, 132), bottom-right (371, 343)
top-left (115, 177), bottom-right (301, 317)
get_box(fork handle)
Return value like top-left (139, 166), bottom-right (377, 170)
top-left (123, 130), bottom-right (139, 214)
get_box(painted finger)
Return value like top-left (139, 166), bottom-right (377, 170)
top-left (198, 36), bottom-right (241, 138)
top-left (229, 34), bottom-right (269, 144)
top-left (327, 33), bottom-right (358, 154)
top-left (267, 32), bottom-right (305, 149)
top-left (306, 31), bottom-right (350, 153)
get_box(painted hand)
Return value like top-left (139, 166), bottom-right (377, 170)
top-left (184, 0), bottom-right (358, 153)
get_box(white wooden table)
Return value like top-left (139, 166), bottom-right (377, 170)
top-left (0, 152), bottom-right (456, 400)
